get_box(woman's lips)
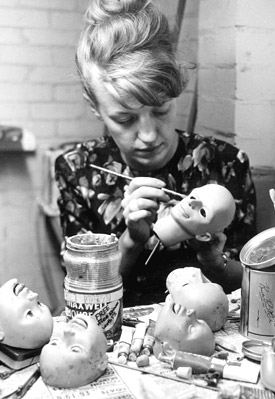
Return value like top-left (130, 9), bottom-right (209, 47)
top-left (136, 143), bottom-right (163, 156)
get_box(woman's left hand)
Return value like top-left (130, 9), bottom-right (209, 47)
top-left (189, 232), bottom-right (227, 274)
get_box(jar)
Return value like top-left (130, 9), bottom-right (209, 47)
top-left (63, 232), bottom-right (123, 341)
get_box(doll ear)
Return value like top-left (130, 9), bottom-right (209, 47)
top-left (195, 232), bottom-right (212, 242)
top-left (98, 354), bottom-right (108, 371)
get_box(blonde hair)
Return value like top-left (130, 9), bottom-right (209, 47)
top-left (76, 0), bottom-right (188, 109)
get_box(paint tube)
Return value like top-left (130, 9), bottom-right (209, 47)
top-left (128, 322), bottom-right (147, 361)
top-left (117, 326), bottom-right (135, 365)
top-left (141, 319), bottom-right (155, 356)
top-left (158, 351), bottom-right (226, 374)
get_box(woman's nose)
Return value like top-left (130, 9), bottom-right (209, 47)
top-left (138, 117), bottom-right (157, 143)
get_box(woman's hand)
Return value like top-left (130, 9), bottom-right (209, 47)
top-left (121, 177), bottom-right (170, 245)
top-left (189, 232), bottom-right (227, 274)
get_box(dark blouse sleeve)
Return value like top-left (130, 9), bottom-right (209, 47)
top-left (179, 132), bottom-right (257, 257)
top-left (54, 145), bottom-right (96, 238)
top-left (54, 140), bottom-right (126, 240)
top-left (220, 144), bottom-right (257, 256)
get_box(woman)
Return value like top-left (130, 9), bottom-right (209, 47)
top-left (55, 0), bottom-right (257, 305)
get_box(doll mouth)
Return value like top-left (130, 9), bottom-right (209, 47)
top-left (13, 282), bottom-right (25, 296)
top-left (71, 316), bottom-right (88, 329)
top-left (178, 204), bottom-right (190, 219)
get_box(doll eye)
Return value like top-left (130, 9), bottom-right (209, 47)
top-left (49, 338), bottom-right (61, 346)
top-left (71, 346), bottom-right (82, 353)
top-left (200, 208), bottom-right (206, 217)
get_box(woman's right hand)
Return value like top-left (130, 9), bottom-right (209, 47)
top-left (121, 177), bottom-right (170, 245)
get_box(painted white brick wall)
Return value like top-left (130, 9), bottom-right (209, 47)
top-left (0, 0), bottom-right (101, 148)
top-left (196, 0), bottom-right (275, 169)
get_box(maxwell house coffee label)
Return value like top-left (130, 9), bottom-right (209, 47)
top-left (64, 284), bottom-right (123, 341)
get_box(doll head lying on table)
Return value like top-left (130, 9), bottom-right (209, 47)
top-left (40, 314), bottom-right (108, 388)
top-left (0, 278), bottom-right (53, 349)
top-left (154, 184), bottom-right (236, 247)
top-left (166, 268), bottom-right (229, 331)
top-left (153, 294), bottom-right (215, 358)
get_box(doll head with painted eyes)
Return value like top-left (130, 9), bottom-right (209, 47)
top-left (153, 294), bottom-right (215, 358)
top-left (0, 278), bottom-right (53, 349)
top-left (154, 184), bottom-right (236, 247)
top-left (40, 315), bottom-right (108, 388)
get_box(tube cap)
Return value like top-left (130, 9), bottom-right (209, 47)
top-left (176, 367), bottom-right (192, 379)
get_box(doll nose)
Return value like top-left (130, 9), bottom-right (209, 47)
top-left (188, 199), bottom-right (202, 209)
top-left (64, 328), bottom-right (76, 339)
top-left (27, 291), bottom-right (39, 301)
top-left (186, 308), bottom-right (196, 317)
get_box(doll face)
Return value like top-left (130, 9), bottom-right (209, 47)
top-left (154, 294), bottom-right (215, 357)
top-left (0, 279), bottom-right (53, 349)
top-left (171, 184), bottom-right (235, 237)
top-left (40, 315), bottom-right (108, 388)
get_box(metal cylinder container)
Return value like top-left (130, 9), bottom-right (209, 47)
top-left (240, 227), bottom-right (275, 342)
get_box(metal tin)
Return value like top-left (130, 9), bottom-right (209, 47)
top-left (240, 227), bottom-right (275, 270)
top-left (240, 228), bottom-right (275, 342)
top-left (63, 233), bottom-right (123, 341)
top-left (242, 339), bottom-right (271, 362)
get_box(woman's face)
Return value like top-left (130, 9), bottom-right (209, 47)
top-left (0, 279), bottom-right (53, 349)
top-left (93, 74), bottom-right (179, 172)
top-left (154, 294), bottom-right (215, 357)
top-left (40, 315), bottom-right (108, 388)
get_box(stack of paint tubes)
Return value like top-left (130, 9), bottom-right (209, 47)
top-left (116, 320), bottom-right (155, 367)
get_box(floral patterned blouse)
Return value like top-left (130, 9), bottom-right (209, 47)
top-left (55, 130), bottom-right (257, 304)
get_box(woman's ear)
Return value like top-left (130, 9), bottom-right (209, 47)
top-left (92, 108), bottom-right (103, 121)
top-left (83, 93), bottom-right (103, 120)
top-left (195, 232), bottom-right (212, 242)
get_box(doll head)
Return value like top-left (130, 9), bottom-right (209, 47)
top-left (153, 294), bottom-right (215, 358)
top-left (0, 279), bottom-right (53, 349)
top-left (154, 184), bottom-right (236, 247)
top-left (40, 315), bottom-right (108, 388)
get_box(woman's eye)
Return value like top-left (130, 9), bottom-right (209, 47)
top-left (200, 208), bottom-right (206, 217)
top-left (116, 117), bottom-right (135, 126)
top-left (27, 310), bottom-right (33, 317)
top-left (37, 301), bottom-right (42, 306)
top-left (152, 108), bottom-right (170, 117)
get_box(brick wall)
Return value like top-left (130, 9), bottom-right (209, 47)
top-left (196, 0), bottom-right (275, 170)
top-left (0, 0), bottom-right (104, 148)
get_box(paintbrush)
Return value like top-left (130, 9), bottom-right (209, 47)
top-left (89, 163), bottom-right (184, 199)
top-left (269, 188), bottom-right (275, 210)
top-left (89, 163), bottom-right (184, 266)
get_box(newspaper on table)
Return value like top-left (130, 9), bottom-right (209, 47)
top-left (0, 290), bottom-right (271, 399)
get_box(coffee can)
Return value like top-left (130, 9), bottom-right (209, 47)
top-left (240, 227), bottom-right (275, 342)
top-left (63, 232), bottom-right (123, 341)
